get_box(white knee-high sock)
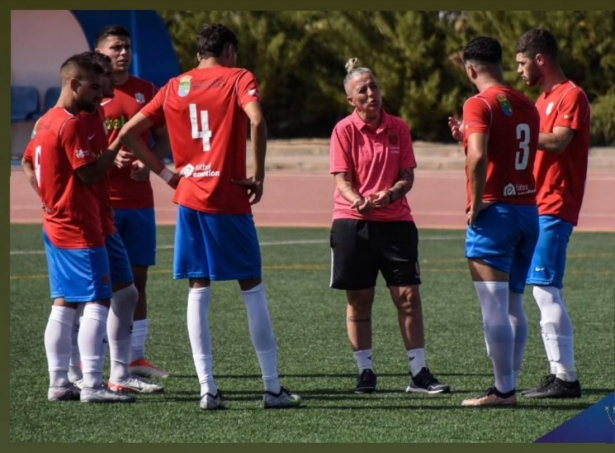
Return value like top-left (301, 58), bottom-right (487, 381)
top-left (241, 283), bottom-right (281, 394)
top-left (68, 304), bottom-right (85, 383)
top-left (187, 287), bottom-right (217, 396)
top-left (508, 291), bottom-right (528, 386)
top-left (474, 281), bottom-right (515, 393)
top-left (79, 303), bottom-right (109, 389)
top-left (45, 306), bottom-right (77, 388)
top-left (533, 285), bottom-right (577, 381)
top-left (107, 285), bottom-right (138, 382)
top-left (130, 319), bottom-right (149, 362)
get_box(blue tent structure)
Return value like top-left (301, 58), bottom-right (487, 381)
top-left (71, 10), bottom-right (181, 89)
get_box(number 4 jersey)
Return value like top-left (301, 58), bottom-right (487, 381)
top-left (462, 85), bottom-right (540, 210)
top-left (141, 66), bottom-right (261, 215)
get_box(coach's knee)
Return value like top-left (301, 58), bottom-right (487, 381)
top-left (391, 287), bottom-right (422, 317)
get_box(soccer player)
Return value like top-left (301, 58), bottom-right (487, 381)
top-left (75, 51), bottom-right (164, 395)
top-left (448, 37), bottom-right (540, 407)
top-left (21, 53), bottom-right (134, 403)
top-left (515, 28), bottom-right (589, 398)
top-left (95, 25), bottom-right (172, 379)
top-left (117, 23), bottom-right (302, 410)
top-left (329, 58), bottom-right (450, 395)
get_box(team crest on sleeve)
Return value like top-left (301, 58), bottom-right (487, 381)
top-left (135, 92), bottom-right (146, 104)
top-left (546, 102), bottom-right (554, 115)
top-left (248, 88), bottom-right (260, 98)
top-left (31, 120), bottom-right (39, 138)
top-left (496, 94), bottom-right (513, 116)
top-left (178, 75), bottom-right (193, 97)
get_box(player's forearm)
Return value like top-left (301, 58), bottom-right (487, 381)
top-left (390, 167), bottom-right (415, 199)
top-left (21, 160), bottom-right (39, 196)
top-left (467, 155), bottom-right (487, 208)
top-left (120, 132), bottom-right (165, 175)
top-left (251, 120), bottom-right (267, 183)
top-left (538, 132), bottom-right (567, 154)
top-left (151, 135), bottom-right (172, 160)
top-left (334, 172), bottom-right (362, 204)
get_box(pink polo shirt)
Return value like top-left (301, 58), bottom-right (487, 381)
top-left (330, 109), bottom-right (417, 221)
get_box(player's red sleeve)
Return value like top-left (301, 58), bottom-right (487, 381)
top-left (140, 83), bottom-right (168, 128)
top-left (329, 124), bottom-right (352, 174)
top-left (23, 141), bottom-right (34, 163)
top-left (399, 121), bottom-right (417, 169)
top-left (59, 117), bottom-right (97, 170)
top-left (555, 88), bottom-right (590, 131)
top-left (463, 96), bottom-right (492, 137)
top-left (236, 70), bottom-right (261, 108)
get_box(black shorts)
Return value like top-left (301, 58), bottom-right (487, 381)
top-left (330, 219), bottom-right (421, 290)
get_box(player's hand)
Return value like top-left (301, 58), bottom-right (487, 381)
top-left (351, 196), bottom-right (374, 215)
top-left (232, 176), bottom-right (264, 205)
top-left (130, 161), bottom-right (150, 181)
top-left (448, 116), bottom-right (464, 142)
top-left (114, 150), bottom-right (133, 169)
top-left (368, 191), bottom-right (391, 208)
top-left (467, 200), bottom-right (495, 227)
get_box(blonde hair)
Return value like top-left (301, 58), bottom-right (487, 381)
top-left (343, 57), bottom-right (374, 95)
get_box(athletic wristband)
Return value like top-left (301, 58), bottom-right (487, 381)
top-left (158, 167), bottom-right (174, 184)
top-left (387, 190), bottom-right (396, 202)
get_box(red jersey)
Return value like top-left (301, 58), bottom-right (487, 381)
top-left (534, 80), bottom-right (591, 225)
top-left (463, 86), bottom-right (540, 210)
top-left (102, 75), bottom-right (158, 209)
top-left (329, 110), bottom-right (417, 222)
top-left (22, 108), bottom-right (104, 248)
top-left (79, 107), bottom-right (116, 236)
top-left (141, 66), bottom-right (261, 214)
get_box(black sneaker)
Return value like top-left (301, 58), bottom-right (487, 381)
top-left (523, 377), bottom-right (582, 399)
top-left (520, 374), bottom-right (556, 396)
top-left (355, 369), bottom-right (377, 393)
top-left (406, 367), bottom-right (450, 394)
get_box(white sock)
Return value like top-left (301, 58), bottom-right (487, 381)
top-left (130, 319), bottom-right (149, 362)
top-left (508, 291), bottom-right (528, 386)
top-left (474, 281), bottom-right (515, 393)
top-left (107, 285), bottom-right (138, 382)
top-left (241, 283), bottom-right (281, 394)
top-left (187, 287), bottom-right (217, 396)
top-left (45, 306), bottom-right (77, 388)
top-left (354, 349), bottom-right (374, 373)
top-left (407, 348), bottom-right (426, 377)
top-left (68, 304), bottom-right (85, 383)
top-left (79, 303), bottom-right (109, 389)
top-left (533, 285), bottom-right (577, 382)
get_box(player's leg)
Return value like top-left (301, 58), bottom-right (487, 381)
top-left (173, 206), bottom-right (222, 409)
top-left (379, 221), bottom-right (449, 394)
top-left (461, 203), bottom-right (517, 407)
top-left (68, 303), bottom-right (85, 388)
top-left (201, 212), bottom-right (301, 408)
top-left (507, 204), bottom-right (539, 389)
top-left (524, 215), bottom-right (580, 398)
top-left (105, 232), bottom-right (163, 394)
top-left (117, 207), bottom-right (170, 378)
top-left (330, 219), bottom-right (379, 394)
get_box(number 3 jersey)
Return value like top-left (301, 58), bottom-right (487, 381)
top-left (23, 107), bottom-right (104, 248)
top-left (462, 85), bottom-right (540, 211)
top-left (141, 66), bottom-right (261, 215)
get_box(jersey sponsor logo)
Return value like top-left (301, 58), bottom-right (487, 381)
top-left (503, 182), bottom-right (535, 197)
top-left (135, 92), bottom-right (146, 104)
top-left (178, 75), bottom-right (193, 97)
top-left (180, 163), bottom-right (220, 178)
top-left (497, 94), bottom-right (513, 116)
top-left (75, 149), bottom-right (91, 159)
top-left (105, 115), bottom-right (128, 130)
top-left (546, 102), bottom-right (554, 116)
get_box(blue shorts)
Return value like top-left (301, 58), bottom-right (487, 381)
top-left (43, 230), bottom-right (112, 302)
top-left (174, 205), bottom-right (262, 281)
top-left (105, 232), bottom-right (134, 286)
top-left (465, 202), bottom-right (539, 293)
top-left (113, 208), bottom-right (156, 267)
top-left (526, 215), bottom-right (574, 289)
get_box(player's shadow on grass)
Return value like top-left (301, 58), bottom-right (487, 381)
top-left (169, 372), bottom-right (493, 379)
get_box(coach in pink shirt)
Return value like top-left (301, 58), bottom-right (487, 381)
top-left (329, 58), bottom-right (450, 396)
